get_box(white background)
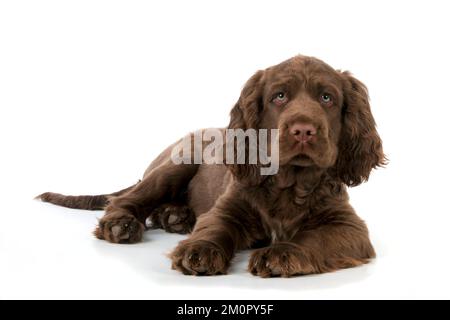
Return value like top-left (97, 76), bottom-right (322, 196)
top-left (1, 0), bottom-right (450, 299)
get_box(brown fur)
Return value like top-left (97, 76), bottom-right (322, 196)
top-left (39, 55), bottom-right (385, 277)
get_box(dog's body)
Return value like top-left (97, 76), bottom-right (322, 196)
top-left (144, 138), bottom-right (232, 220)
top-left (39, 55), bottom-right (385, 277)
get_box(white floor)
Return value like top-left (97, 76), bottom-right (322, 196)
top-left (1, 180), bottom-right (449, 299)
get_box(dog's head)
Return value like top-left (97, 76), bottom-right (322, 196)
top-left (228, 55), bottom-right (385, 186)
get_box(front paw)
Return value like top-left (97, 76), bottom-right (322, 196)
top-left (249, 243), bottom-right (315, 278)
top-left (94, 210), bottom-right (144, 244)
top-left (170, 240), bottom-right (229, 276)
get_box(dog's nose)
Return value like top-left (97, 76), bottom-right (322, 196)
top-left (289, 123), bottom-right (317, 142)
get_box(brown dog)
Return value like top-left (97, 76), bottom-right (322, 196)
top-left (39, 55), bottom-right (385, 277)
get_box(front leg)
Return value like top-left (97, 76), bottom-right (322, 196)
top-left (171, 197), bottom-right (265, 276)
top-left (249, 211), bottom-right (375, 277)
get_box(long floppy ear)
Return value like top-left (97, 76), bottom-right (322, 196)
top-left (228, 70), bottom-right (265, 130)
top-left (332, 71), bottom-right (386, 186)
top-left (227, 70), bottom-right (266, 185)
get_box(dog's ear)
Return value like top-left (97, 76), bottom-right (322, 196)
top-left (331, 71), bottom-right (386, 186)
top-left (227, 70), bottom-right (266, 185)
top-left (228, 70), bottom-right (265, 130)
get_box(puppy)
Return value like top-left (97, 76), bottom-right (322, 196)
top-left (39, 55), bottom-right (385, 277)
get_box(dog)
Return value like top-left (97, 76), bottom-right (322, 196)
top-left (38, 55), bottom-right (385, 277)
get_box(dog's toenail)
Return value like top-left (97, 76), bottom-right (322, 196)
top-left (121, 233), bottom-right (130, 240)
top-left (168, 215), bottom-right (178, 225)
top-left (111, 225), bottom-right (122, 238)
top-left (145, 217), bottom-right (153, 228)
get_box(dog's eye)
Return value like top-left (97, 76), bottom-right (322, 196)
top-left (273, 92), bottom-right (288, 106)
top-left (320, 93), bottom-right (333, 106)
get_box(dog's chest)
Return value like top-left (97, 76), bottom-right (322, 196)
top-left (257, 186), bottom-right (312, 243)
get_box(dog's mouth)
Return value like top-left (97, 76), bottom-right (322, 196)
top-left (289, 154), bottom-right (315, 166)
top-left (280, 139), bottom-right (317, 166)
top-left (280, 138), bottom-right (334, 168)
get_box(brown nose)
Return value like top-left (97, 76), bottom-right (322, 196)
top-left (289, 122), bottom-right (317, 143)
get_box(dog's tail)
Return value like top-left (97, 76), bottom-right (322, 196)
top-left (35, 181), bottom-right (140, 210)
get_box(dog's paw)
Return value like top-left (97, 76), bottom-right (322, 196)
top-left (170, 240), bottom-right (229, 276)
top-left (147, 205), bottom-right (196, 234)
top-left (249, 243), bottom-right (315, 278)
top-left (160, 205), bottom-right (196, 234)
top-left (95, 210), bottom-right (144, 244)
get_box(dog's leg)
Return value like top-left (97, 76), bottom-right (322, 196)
top-left (170, 194), bottom-right (266, 275)
top-left (248, 209), bottom-right (375, 277)
top-left (95, 148), bottom-right (199, 243)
